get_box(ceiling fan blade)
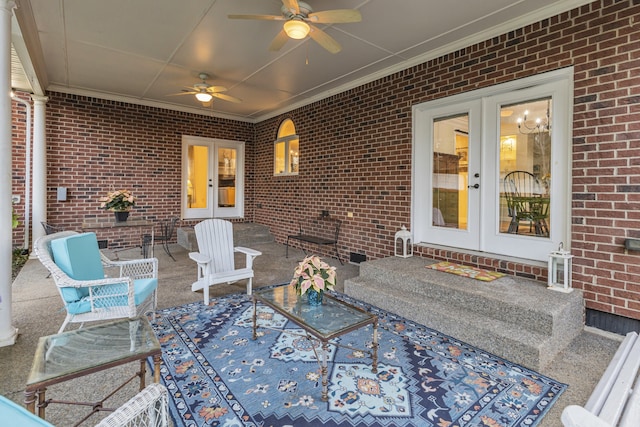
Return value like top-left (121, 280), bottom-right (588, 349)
top-left (308, 9), bottom-right (362, 24)
top-left (269, 29), bottom-right (289, 51)
top-left (212, 93), bottom-right (242, 104)
top-left (206, 86), bottom-right (228, 93)
top-left (228, 14), bottom-right (284, 21)
top-left (282, 0), bottom-right (299, 15)
top-left (308, 25), bottom-right (341, 54)
top-left (167, 91), bottom-right (197, 96)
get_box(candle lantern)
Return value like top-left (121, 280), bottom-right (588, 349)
top-left (394, 225), bottom-right (413, 258)
top-left (547, 242), bottom-right (573, 293)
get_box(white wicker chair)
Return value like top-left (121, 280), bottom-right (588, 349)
top-left (0, 384), bottom-right (169, 427)
top-left (35, 231), bottom-right (159, 333)
top-left (95, 383), bottom-right (169, 427)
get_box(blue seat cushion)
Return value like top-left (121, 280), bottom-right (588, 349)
top-left (0, 394), bottom-right (54, 427)
top-left (50, 232), bottom-right (104, 303)
top-left (66, 278), bottom-right (157, 315)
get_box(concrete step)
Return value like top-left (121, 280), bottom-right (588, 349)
top-left (344, 256), bottom-right (584, 371)
top-left (233, 222), bottom-right (275, 247)
top-left (177, 222), bottom-right (274, 252)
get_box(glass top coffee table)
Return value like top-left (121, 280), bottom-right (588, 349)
top-left (24, 316), bottom-right (161, 425)
top-left (252, 285), bottom-right (378, 401)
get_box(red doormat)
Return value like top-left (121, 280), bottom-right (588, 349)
top-left (426, 261), bottom-right (505, 282)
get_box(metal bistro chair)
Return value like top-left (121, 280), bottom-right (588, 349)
top-left (41, 221), bottom-right (63, 235)
top-left (503, 170), bottom-right (549, 236)
top-left (142, 217), bottom-right (179, 261)
top-left (42, 222), bottom-right (65, 278)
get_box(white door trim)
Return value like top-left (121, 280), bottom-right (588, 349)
top-left (412, 68), bottom-right (573, 261)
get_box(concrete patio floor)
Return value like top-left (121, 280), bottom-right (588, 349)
top-left (1, 241), bottom-right (623, 426)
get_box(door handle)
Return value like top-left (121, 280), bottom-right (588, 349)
top-left (468, 183), bottom-right (479, 189)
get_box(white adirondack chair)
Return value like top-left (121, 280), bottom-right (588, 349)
top-left (189, 219), bottom-right (262, 304)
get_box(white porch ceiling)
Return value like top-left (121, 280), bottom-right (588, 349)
top-left (11, 0), bottom-right (591, 123)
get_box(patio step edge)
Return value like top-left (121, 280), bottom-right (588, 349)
top-left (344, 257), bottom-right (584, 371)
top-left (178, 222), bottom-right (274, 251)
top-left (356, 256), bottom-right (582, 337)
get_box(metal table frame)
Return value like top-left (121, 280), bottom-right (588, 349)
top-left (252, 286), bottom-right (378, 402)
top-left (82, 218), bottom-right (155, 258)
top-left (24, 317), bottom-right (161, 426)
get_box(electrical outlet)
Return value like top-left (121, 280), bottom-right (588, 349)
top-left (347, 212), bottom-right (353, 218)
top-left (11, 195), bottom-right (20, 204)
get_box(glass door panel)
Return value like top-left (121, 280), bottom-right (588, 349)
top-left (218, 148), bottom-right (236, 208)
top-left (432, 115), bottom-right (469, 229)
top-left (186, 144), bottom-right (210, 218)
top-left (499, 98), bottom-right (551, 238)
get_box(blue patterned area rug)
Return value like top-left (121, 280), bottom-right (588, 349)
top-left (149, 285), bottom-right (567, 427)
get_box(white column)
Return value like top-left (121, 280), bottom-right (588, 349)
top-left (30, 95), bottom-right (48, 255)
top-left (0, 0), bottom-right (17, 347)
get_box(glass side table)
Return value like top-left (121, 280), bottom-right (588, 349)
top-left (253, 285), bottom-right (378, 401)
top-left (24, 316), bottom-right (161, 425)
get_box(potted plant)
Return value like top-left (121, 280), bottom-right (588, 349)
top-left (99, 189), bottom-right (136, 222)
top-left (289, 255), bottom-right (336, 305)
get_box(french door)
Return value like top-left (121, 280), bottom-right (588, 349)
top-left (414, 100), bottom-right (482, 250)
top-left (182, 135), bottom-right (245, 219)
top-left (413, 69), bottom-right (572, 261)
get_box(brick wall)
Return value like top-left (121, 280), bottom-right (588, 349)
top-left (10, 0), bottom-right (640, 320)
top-left (23, 93), bottom-right (254, 249)
top-left (254, 0), bottom-right (640, 319)
top-left (570, 1), bottom-right (640, 321)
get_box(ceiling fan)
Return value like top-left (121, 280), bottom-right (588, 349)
top-left (171, 73), bottom-right (241, 107)
top-left (228, 0), bottom-right (361, 54)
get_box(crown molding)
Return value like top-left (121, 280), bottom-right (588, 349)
top-left (47, 84), bottom-right (257, 123)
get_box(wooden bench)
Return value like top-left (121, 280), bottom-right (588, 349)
top-left (286, 216), bottom-right (342, 264)
top-left (561, 331), bottom-right (640, 427)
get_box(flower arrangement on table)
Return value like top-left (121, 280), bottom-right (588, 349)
top-left (290, 255), bottom-right (336, 305)
top-left (99, 189), bottom-right (136, 212)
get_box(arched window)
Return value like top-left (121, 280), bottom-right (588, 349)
top-left (274, 118), bottom-right (299, 175)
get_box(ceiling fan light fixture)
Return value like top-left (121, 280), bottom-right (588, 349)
top-left (195, 92), bottom-right (213, 102)
top-left (284, 19), bottom-right (310, 39)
